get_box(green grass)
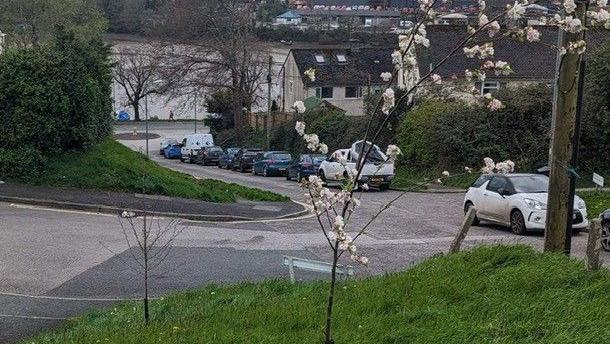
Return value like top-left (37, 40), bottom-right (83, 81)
top-left (25, 245), bottom-right (610, 343)
top-left (580, 191), bottom-right (610, 218)
top-left (392, 166), bottom-right (478, 190)
top-left (35, 139), bottom-right (287, 203)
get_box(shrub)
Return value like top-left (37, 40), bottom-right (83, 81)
top-left (0, 28), bottom-right (112, 179)
top-left (397, 85), bottom-right (552, 172)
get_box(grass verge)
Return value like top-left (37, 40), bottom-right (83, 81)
top-left (25, 245), bottom-right (610, 343)
top-left (35, 139), bottom-right (287, 203)
top-left (580, 191), bottom-right (610, 218)
top-left (392, 166), bottom-right (477, 190)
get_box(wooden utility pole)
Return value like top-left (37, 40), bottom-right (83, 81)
top-left (544, 2), bottom-right (588, 253)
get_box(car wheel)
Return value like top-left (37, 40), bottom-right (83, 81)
top-left (252, 167), bottom-right (257, 175)
top-left (263, 166), bottom-right (269, 177)
top-left (240, 164), bottom-right (245, 173)
top-left (464, 202), bottom-right (480, 226)
top-left (379, 183), bottom-right (389, 191)
top-left (286, 170), bottom-right (292, 180)
top-left (510, 210), bottom-right (527, 235)
top-left (297, 171), bottom-right (302, 182)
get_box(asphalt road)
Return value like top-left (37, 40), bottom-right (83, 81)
top-left (0, 128), bottom-right (606, 342)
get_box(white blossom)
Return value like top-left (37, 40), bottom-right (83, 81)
top-left (380, 72), bottom-right (392, 82)
top-left (487, 98), bottom-right (504, 111)
top-left (563, 16), bottom-right (583, 33)
top-left (303, 133), bottom-right (320, 151)
top-left (304, 68), bottom-right (316, 82)
top-left (293, 101), bottom-right (306, 114)
top-left (381, 88), bottom-right (395, 114)
top-left (479, 14), bottom-right (489, 27)
top-left (386, 144), bottom-right (402, 161)
top-left (506, 1), bottom-right (526, 21)
top-left (568, 40), bottom-right (587, 54)
top-left (319, 143), bottom-right (329, 154)
top-left (120, 211), bottom-right (136, 218)
top-left (442, 171), bottom-right (450, 177)
top-left (526, 27), bottom-right (541, 42)
top-left (488, 21), bottom-right (501, 37)
top-left (479, 0), bottom-right (486, 10)
top-left (295, 121), bottom-right (306, 136)
top-left (431, 73), bottom-right (442, 84)
top-left (598, 0), bottom-right (608, 7)
top-left (564, 0), bottom-right (576, 14)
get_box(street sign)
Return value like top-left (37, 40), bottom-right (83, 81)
top-left (283, 256), bottom-right (354, 283)
top-left (593, 173), bottom-right (604, 188)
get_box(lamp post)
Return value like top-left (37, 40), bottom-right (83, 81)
top-left (144, 80), bottom-right (165, 157)
top-left (194, 90), bottom-right (198, 133)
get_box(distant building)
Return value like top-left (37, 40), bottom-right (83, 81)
top-left (419, 25), bottom-right (610, 95)
top-left (275, 10), bottom-right (303, 25)
top-left (280, 47), bottom-right (394, 116)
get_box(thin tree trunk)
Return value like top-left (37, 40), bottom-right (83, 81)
top-left (324, 245), bottom-right (339, 344)
top-left (133, 102), bottom-right (141, 122)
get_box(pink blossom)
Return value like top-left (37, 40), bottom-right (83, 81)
top-left (526, 27), bottom-right (541, 42)
top-left (431, 73), bottom-right (442, 84)
top-left (487, 98), bottom-right (504, 111)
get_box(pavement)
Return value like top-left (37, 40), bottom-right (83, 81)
top-left (0, 182), bottom-right (306, 221)
top-left (0, 124), bottom-right (606, 343)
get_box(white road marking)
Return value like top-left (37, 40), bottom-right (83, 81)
top-left (7, 203), bottom-right (115, 217)
top-left (0, 314), bottom-right (68, 320)
top-left (0, 291), bottom-right (153, 302)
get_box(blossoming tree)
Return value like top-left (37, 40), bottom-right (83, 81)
top-left (288, 0), bottom-right (609, 343)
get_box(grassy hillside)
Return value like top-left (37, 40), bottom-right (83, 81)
top-left (35, 139), bottom-right (287, 203)
top-left (26, 245), bottom-right (610, 343)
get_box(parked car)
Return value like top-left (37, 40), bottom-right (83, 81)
top-left (180, 133), bottom-right (215, 163)
top-left (218, 148), bottom-right (240, 169)
top-left (159, 138), bottom-right (178, 156)
top-left (252, 151), bottom-right (292, 177)
top-left (196, 146), bottom-right (223, 166)
top-left (318, 141), bottom-right (395, 190)
top-left (163, 144), bottom-right (182, 159)
top-left (463, 173), bottom-right (589, 235)
top-left (233, 148), bottom-right (263, 172)
top-left (287, 154), bottom-right (327, 181)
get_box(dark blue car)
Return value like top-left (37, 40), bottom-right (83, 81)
top-left (252, 151), bottom-right (292, 177)
top-left (286, 154), bottom-right (327, 181)
top-left (163, 144), bottom-right (182, 159)
top-left (218, 148), bottom-right (240, 169)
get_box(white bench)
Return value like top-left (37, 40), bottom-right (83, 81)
top-left (283, 256), bottom-right (355, 283)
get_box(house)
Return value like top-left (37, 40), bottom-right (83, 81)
top-left (275, 10), bottom-right (303, 25)
top-left (289, 8), bottom-right (404, 28)
top-left (280, 47), bottom-right (394, 116)
top-left (418, 25), bottom-right (610, 95)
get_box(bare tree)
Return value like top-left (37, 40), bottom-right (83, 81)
top-left (113, 46), bottom-right (169, 121)
top-left (114, 211), bottom-right (182, 323)
top-left (155, 0), bottom-right (267, 141)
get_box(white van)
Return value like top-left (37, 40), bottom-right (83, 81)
top-left (180, 133), bottom-right (215, 163)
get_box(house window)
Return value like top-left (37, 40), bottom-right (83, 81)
top-left (364, 17), bottom-right (373, 27)
top-left (314, 54), bottom-right (325, 63)
top-left (481, 81), bottom-right (500, 94)
top-left (336, 54), bottom-right (347, 63)
top-left (316, 87), bottom-right (333, 99)
top-left (345, 86), bottom-right (362, 98)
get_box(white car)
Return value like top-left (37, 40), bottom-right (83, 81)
top-left (180, 133), bottom-right (214, 163)
top-left (463, 173), bottom-right (589, 234)
top-left (318, 141), bottom-right (395, 190)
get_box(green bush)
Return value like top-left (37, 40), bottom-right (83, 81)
top-left (397, 86), bottom-right (552, 172)
top-left (582, 39), bottom-right (610, 172)
top-left (0, 28), bottom-right (112, 179)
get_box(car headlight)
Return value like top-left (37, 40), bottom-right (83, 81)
top-left (577, 199), bottom-right (586, 210)
top-left (524, 198), bottom-right (547, 210)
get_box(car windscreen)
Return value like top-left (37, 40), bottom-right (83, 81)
top-left (310, 155), bottom-right (327, 163)
top-left (510, 175), bottom-right (549, 193)
top-left (208, 147), bottom-right (223, 152)
top-left (353, 142), bottom-right (386, 163)
top-left (271, 154), bottom-right (291, 160)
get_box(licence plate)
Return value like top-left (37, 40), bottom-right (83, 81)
top-left (279, 168), bottom-right (286, 171)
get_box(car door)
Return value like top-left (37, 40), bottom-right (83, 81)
top-left (253, 152), bottom-right (264, 173)
top-left (325, 151), bottom-right (345, 180)
top-left (483, 176), bottom-right (511, 224)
